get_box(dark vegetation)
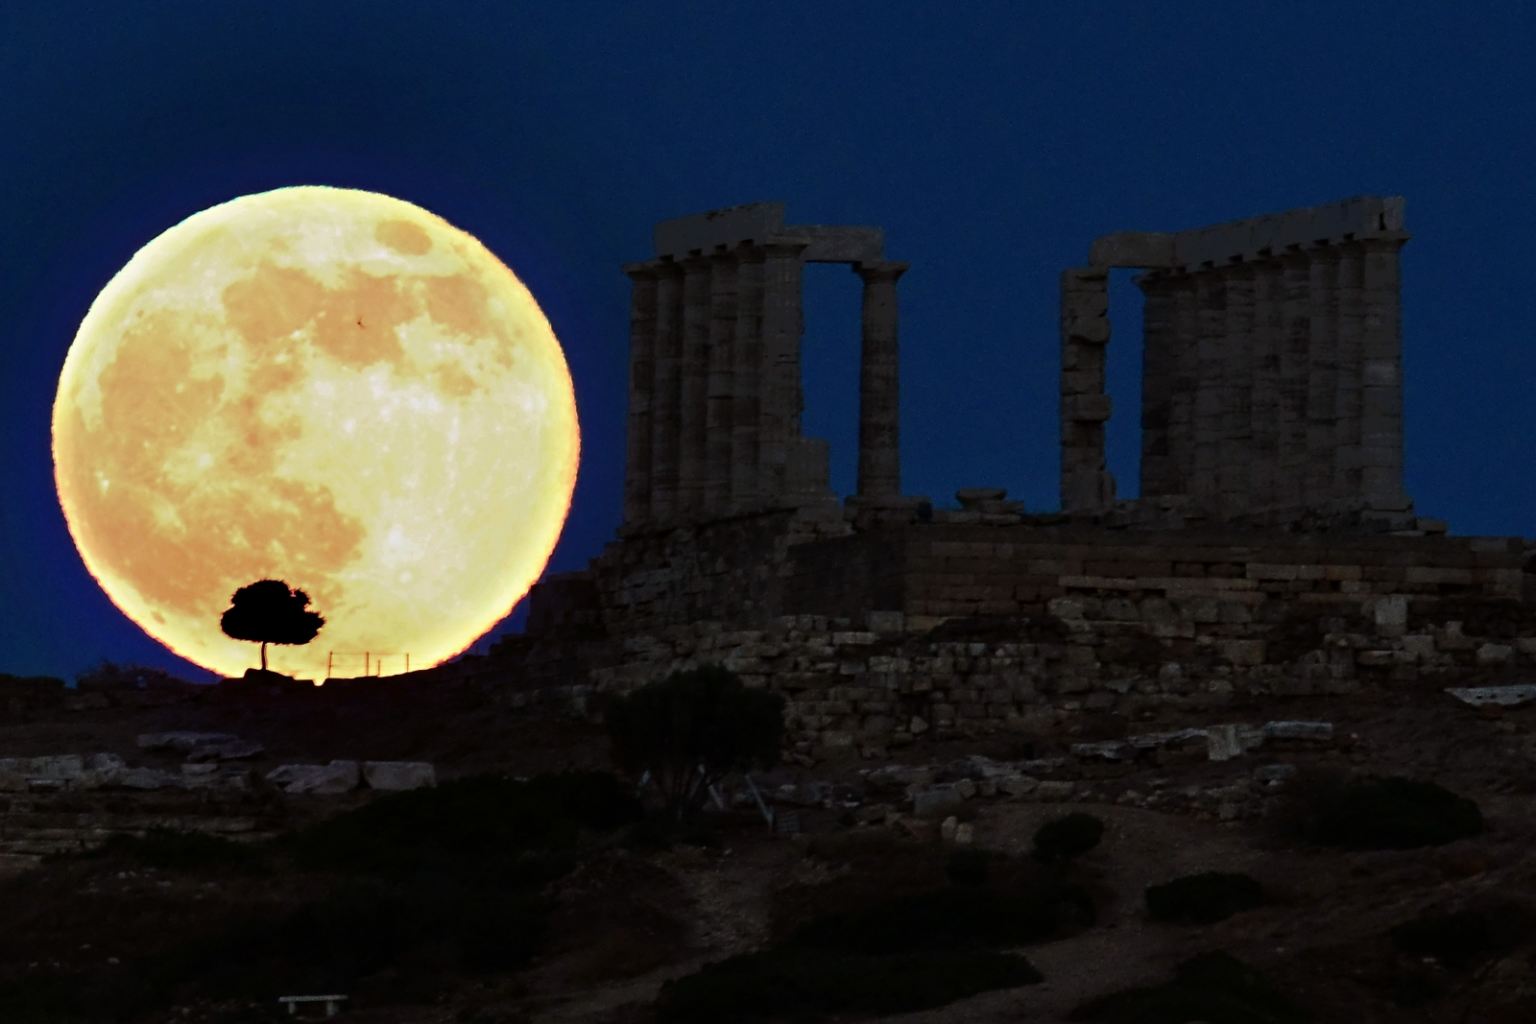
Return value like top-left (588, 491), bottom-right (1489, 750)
top-left (656, 829), bottom-right (1095, 1022)
top-left (220, 579), bottom-right (325, 672)
top-left (0, 772), bottom-right (640, 1022)
top-left (1145, 871), bottom-right (1267, 925)
top-left (1389, 899), bottom-right (1536, 971)
top-left (1032, 811), bottom-right (1105, 863)
top-left (1069, 951), bottom-right (1311, 1024)
top-left (1282, 770), bottom-right (1483, 849)
top-left (605, 664), bottom-right (785, 821)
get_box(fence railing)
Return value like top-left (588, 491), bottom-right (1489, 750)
top-left (325, 652), bottom-right (411, 678)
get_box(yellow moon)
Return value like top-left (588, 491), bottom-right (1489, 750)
top-left (52, 186), bottom-right (579, 680)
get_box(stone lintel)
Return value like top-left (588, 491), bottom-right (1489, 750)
top-left (1171, 196), bottom-right (1407, 270)
top-left (1089, 232), bottom-right (1176, 268)
top-left (654, 202), bottom-right (786, 259)
top-left (793, 225), bottom-right (885, 263)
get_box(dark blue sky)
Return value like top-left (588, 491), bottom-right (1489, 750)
top-left (4, 3), bottom-right (1534, 681)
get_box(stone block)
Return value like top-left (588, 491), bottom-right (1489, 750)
top-left (1445, 684), bottom-right (1536, 708)
top-left (1034, 781), bottom-right (1076, 802)
top-left (363, 761), bottom-right (437, 791)
top-left (1207, 724), bottom-right (1243, 762)
top-left (266, 760), bottom-right (361, 795)
top-left (1477, 643), bottom-right (1514, 666)
top-left (138, 732), bottom-right (241, 754)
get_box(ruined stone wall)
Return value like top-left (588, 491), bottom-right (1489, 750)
top-left (506, 517), bottom-right (1536, 752)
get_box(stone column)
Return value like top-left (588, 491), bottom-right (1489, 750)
top-left (1304, 247), bottom-right (1341, 506)
top-left (621, 261), bottom-right (658, 526)
top-left (678, 255), bottom-right (713, 518)
top-left (1219, 263), bottom-right (1256, 514)
top-left (1359, 233), bottom-right (1410, 508)
top-left (1192, 270), bottom-right (1226, 508)
top-left (730, 246), bottom-right (765, 511)
top-left (1167, 273), bottom-right (1199, 498)
top-left (1276, 249), bottom-right (1312, 511)
top-left (1333, 244), bottom-right (1366, 499)
top-left (1137, 273), bottom-right (1175, 497)
top-left (1060, 267), bottom-right (1113, 512)
top-left (1249, 258), bottom-right (1285, 511)
top-left (854, 260), bottom-right (907, 501)
top-left (759, 238), bottom-right (810, 504)
top-left (705, 250), bottom-right (738, 517)
top-left (649, 261), bottom-right (684, 523)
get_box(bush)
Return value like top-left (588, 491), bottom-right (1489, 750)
top-left (1070, 951), bottom-right (1310, 1023)
top-left (83, 828), bottom-right (269, 873)
top-left (289, 771), bottom-right (639, 880)
top-left (1145, 871), bottom-right (1266, 925)
top-left (1291, 775), bottom-right (1483, 850)
top-left (1032, 812), bottom-right (1105, 864)
top-left (655, 947), bottom-right (1042, 1023)
top-left (1389, 900), bottom-right (1536, 970)
top-left (605, 665), bottom-right (785, 820)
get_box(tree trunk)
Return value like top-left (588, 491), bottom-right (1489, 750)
top-left (260, 641), bottom-right (268, 672)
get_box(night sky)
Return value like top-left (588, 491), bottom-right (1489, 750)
top-left (5, 3), bottom-right (1535, 682)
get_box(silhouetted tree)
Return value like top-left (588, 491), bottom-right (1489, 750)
top-left (605, 665), bottom-right (785, 821)
top-left (219, 579), bottom-right (325, 672)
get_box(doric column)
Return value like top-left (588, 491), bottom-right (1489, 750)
top-left (730, 246), bottom-right (765, 511)
top-left (1191, 269), bottom-right (1226, 507)
top-left (621, 261), bottom-right (658, 526)
top-left (1304, 247), bottom-right (1341, 506)
top-left (705, 251), bottom-right (738, 517)
top-left (1220, 263), bottom-right (1256, 514)
top-left (1333, 244), bottom-right (1366, 498)
top-left (1359, 233), bottom-right (1410, 508)
top-left (1167, 273), bottom-right (1199, 497)
top-left (854, 260), bottom-right (907, 501)
top-left (678, 254), bottom-right (712, 518)
top-left (758, 238), bottom-right (809, 504)
top-left (649, 261), bottom-right (684, 523)
top-left (1059, 267), bottom-right (1113, 512)
top-left (1249, 258), bottom-right (1285, 511)
top-left (1276, 249), bottom-right (1312, 510)
top-left (1137, 273), bottom-right (1175, 497)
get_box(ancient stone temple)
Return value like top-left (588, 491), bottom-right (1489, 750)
top-left (1061, 196), bottom-right (1411, 526)
top-left (469, 196), bottom-right (1536, 756)
top-left (619, 202), bottom-right (912, 532)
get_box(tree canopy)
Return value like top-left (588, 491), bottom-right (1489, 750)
top-left (220, 579), bottom-right (325, 673)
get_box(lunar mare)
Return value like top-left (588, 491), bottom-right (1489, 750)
top-left (53, 186), bottom-right (580, 679)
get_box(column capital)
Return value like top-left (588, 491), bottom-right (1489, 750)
top-left (650, 258), bottom-right (684, 279)
top-left (679, 252), bottom-right (713, 272)
top-left (854, 259), bottom-right (909, 282)
top-left (623, 259), bottom-right (663, 281)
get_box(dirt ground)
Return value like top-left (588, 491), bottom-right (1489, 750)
top-left (5, 675), bottom-right (1536, 1022)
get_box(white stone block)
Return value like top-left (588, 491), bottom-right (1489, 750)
top-left (363, 761), bottom-right (437, 791)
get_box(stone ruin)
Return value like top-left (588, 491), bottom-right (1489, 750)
top-left (1061, 196), bottom-right (1412, 527)
top-left (455, 197), bottom-right (1536, 754)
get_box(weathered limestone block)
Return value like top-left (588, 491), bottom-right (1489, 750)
top-left (266, 761), bottom-right (361, 795)
top-left (1207, 724), bottom-right (1243, 761)
top-left (363, 761), bottom-right (437, 791)
top-left (912, 783), bottom-right (966, 819)
top-left (1445, 684), bottom-right (1536, 708)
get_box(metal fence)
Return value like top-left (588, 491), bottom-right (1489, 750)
top-left (325, 652), bottom-right (411, 678)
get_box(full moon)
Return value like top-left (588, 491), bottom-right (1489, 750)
top-left (52, 186), bottom-right (580, 680)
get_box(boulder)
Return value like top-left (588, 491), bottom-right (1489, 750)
top-left (266, 760), bottom-right (361, 795)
